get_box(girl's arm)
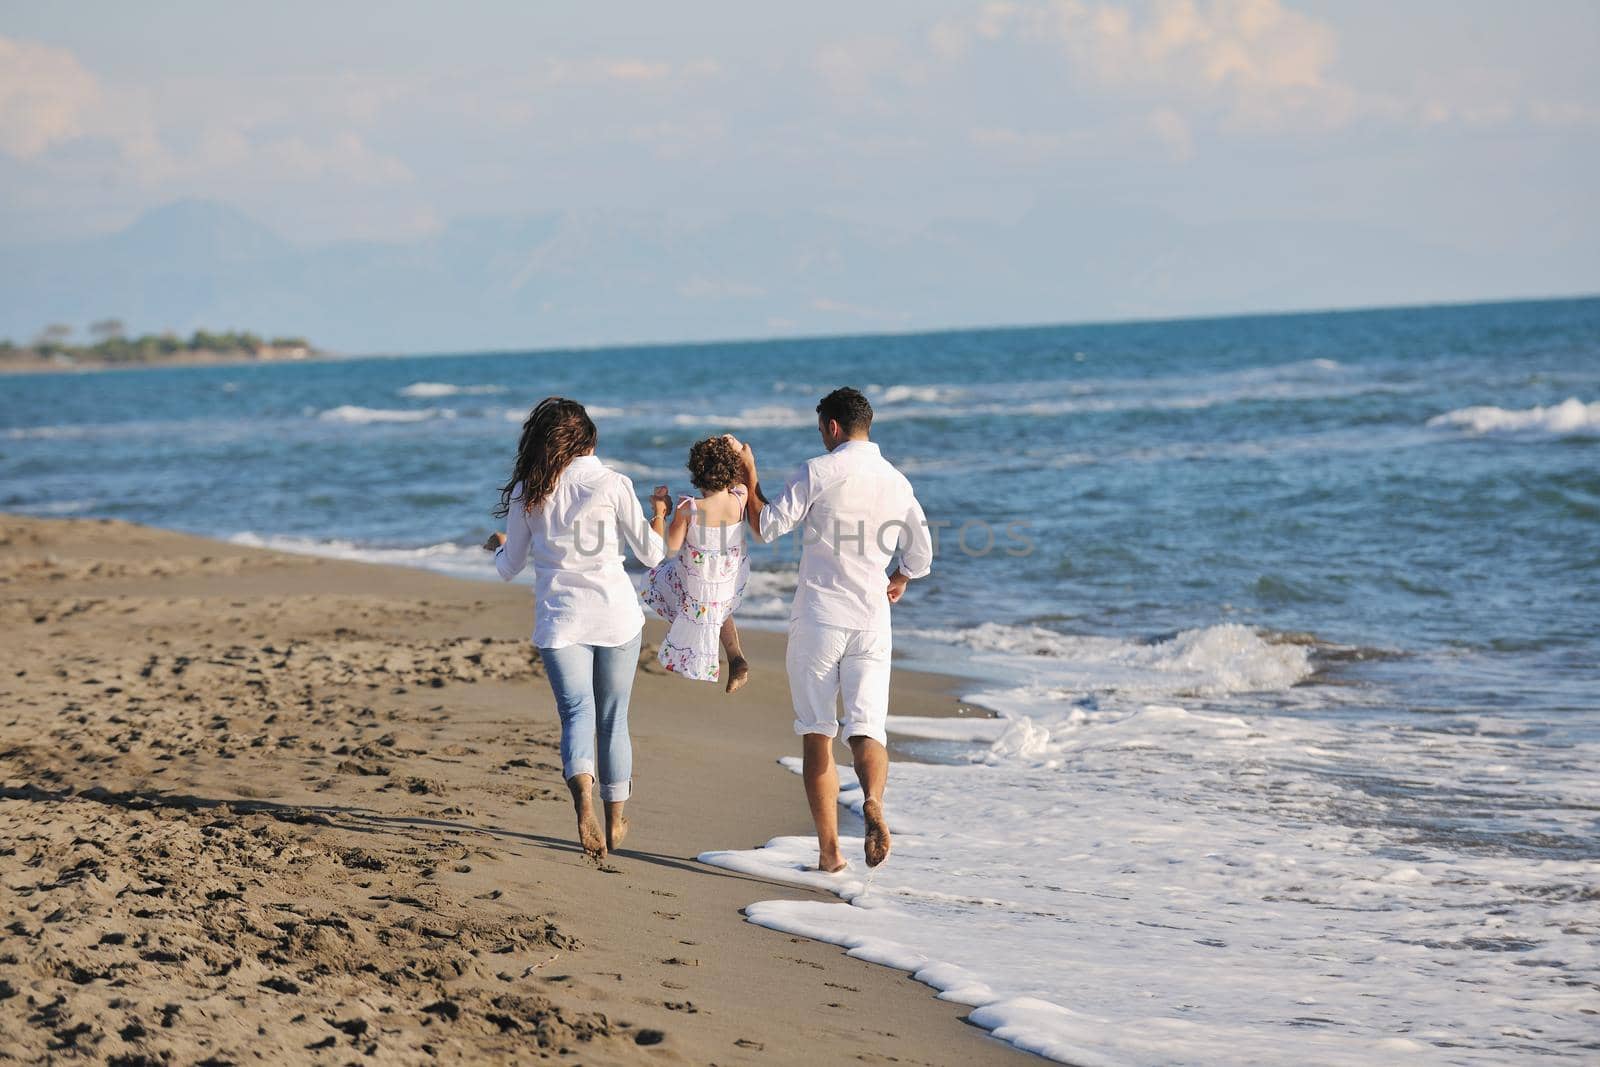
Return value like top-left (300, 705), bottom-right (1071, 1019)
top-left (665, 498), bottom-right (693, 553)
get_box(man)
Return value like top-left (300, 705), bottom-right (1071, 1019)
top-left (731, 387), bottom-right (933, 871)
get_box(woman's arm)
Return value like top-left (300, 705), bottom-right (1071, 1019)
top-left (617, 478), bottom-right (669, 567)
top-left (649, 484), bottom-right (670, 542)
top-left (486, 484), bottom-right (532, 580)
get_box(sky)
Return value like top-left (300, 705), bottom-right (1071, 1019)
top-left (1, 1), bottom-right (1597, 346)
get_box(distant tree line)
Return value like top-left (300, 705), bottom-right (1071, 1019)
top-left (0, 320), bottom-right (314, 365)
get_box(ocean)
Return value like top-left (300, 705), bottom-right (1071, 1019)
top-left (3, 297), bottom-right (1597, 1064)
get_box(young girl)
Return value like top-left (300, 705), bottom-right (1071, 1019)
top-left (642, 435), bottom-right (752, 693)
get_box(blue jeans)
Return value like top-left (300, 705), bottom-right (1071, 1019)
top-left (539, 633), bottom-right (641, 802)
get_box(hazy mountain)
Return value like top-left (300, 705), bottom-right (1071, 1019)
top-left (1, 198), bottom-right (1591, 355)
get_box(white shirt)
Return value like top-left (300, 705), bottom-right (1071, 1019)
top-left (757, 439), bottom-right (933, 635)
top-left (495, 455), bottom-right (666, 649)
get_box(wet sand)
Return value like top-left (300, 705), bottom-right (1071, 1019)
top-left (0, 514), bottom-right (1028, 1065)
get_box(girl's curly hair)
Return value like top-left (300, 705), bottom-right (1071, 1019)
top-left (494, 397), bottom-right (597, 516)
top-left (687, 435), bottom-right (742, 493)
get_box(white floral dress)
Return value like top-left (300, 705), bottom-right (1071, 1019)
top-left (641, 488), bottom-right (750, 682)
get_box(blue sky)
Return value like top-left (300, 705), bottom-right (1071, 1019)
top-left (1, 1), bottom-right (1596, 347)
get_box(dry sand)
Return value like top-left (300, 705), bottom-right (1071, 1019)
top-left (0, 515), bottom-right (1029, 1065)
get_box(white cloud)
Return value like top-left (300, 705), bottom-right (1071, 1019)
top-left (0, 36), bottom-right (101, 158)
top-left (969, 0), bottom-right (1343, 123)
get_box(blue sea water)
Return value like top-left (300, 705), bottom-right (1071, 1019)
top-left (4, 297), bottom-right (1598, 1063)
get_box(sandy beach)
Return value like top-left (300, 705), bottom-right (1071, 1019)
top-left (0, 514), bottom-right (1027, 1065)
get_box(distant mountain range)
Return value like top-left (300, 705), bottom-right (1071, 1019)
top-left (1, 198), bottom-right (1593, 355)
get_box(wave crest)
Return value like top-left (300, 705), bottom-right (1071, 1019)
top-left (398, 381), bottom-right (507, 398)
top-left (318, 405), bottom-right (452, 424)
top-left (908, 621), bottom-right (1313, 698)
top-left (1427, 397), bottom-right (1600, 436)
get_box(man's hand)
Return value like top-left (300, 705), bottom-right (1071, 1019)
top-left (651, 485), bottom-right (672, 518)
top-left (887, 571), bottom-right (910, 604)
top-left (483, 531), bottom-right (507, 553)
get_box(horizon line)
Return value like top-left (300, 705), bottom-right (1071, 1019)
top-left (340, 290), bottom-right (1600, 364)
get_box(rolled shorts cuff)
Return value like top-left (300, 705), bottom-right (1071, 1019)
top-left (563, 757), bottom-right (595, 783)
top-left (794, 719), bottom-right (839, 739)
top-left (843, 722), bottom-right (889, 748)
top-left (598, 778), bottom-right (631, 802)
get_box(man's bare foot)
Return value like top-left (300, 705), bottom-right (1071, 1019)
top-left (862, 798), bottom-right (891, 868)
top-left (605, 802), bottom-right (629, 852)
top-left (815, 853), bottom-right (849, 874)
top-left (569, 778), bottom-right (605, 860)
top-left (725, 657), bottom-right (750, 695)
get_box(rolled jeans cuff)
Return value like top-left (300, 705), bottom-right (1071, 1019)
top-left (564, 759), bottom-right (631, 802)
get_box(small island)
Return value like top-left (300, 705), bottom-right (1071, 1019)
top-left (0, 320), bottom-right (320, 373)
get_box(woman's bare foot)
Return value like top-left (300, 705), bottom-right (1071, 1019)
top-left (862, 798), bottom-right (891, 868)
top-left (567, 775), bottom-right (605, 860)
top-left (604, 800), bottom-right (629, 852)
top-left (725, 656), bottom-right (750, 695)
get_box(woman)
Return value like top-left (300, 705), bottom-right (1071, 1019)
top-left (484, 397), bottom-right (669, 859)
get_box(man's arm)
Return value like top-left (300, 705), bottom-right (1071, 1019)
top-left (732, 439), bottom-right (767, 536)
top-left (729, 436), bottom-right (811, 543)
top-left (887, 489), bottom-right (933, 604)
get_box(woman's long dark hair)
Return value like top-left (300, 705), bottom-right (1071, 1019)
top-left (494, 397), bottom-right (597, 517)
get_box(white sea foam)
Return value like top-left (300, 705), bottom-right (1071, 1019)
top-left (503, 404), bottom-right (626, 422)
top-left (703, 699), bottom-right (1600, 1065)
top-left (673, 404), bottom-right (814, 429)
top-left (5, 424), bottom-right (93, 440)
top-left (870, 383), bottom-right (960, 404)
top-left (318, 405), bottom-right (453, 424)
top-left (599, 457), bottom-right (668, 479)
top-left (227, 532), bottom-right (494, 581)
top-left (1426, 396), bottom-right (1600, 436)
top-left (397, 381), bottom-right (508, 398)
top-left (736, 567), bottom-right (797, 620)
top-left (704, 606), bottom-right (1599, 1063)
top-left (20, 498), bottom-right (99, 516)
top-left (903, 622), bottom-right (1313, 699)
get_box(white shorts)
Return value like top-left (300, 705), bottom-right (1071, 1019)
top-left (786, 620), bottom-right (892, 747)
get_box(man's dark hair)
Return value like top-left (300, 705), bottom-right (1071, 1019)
top-left (816, 387), bottom-right (873, 436)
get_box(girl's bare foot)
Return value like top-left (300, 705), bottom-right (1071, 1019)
top-left (604, 800), bottom-right (629, 852)
top-left (862, 798), bottom-right (891, 868)
top-left (725, 656), bottom-right (750, 695)
top-left (568, 775), bottom-right (605, 860)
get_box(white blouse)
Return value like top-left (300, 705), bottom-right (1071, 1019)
top-left (494, 455), bottom-right (667, 649)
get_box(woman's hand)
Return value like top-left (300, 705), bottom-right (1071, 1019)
top-left (651, 484), bottom-right (672, 517)
top-left (483, 531), bottom-right (507, 553)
